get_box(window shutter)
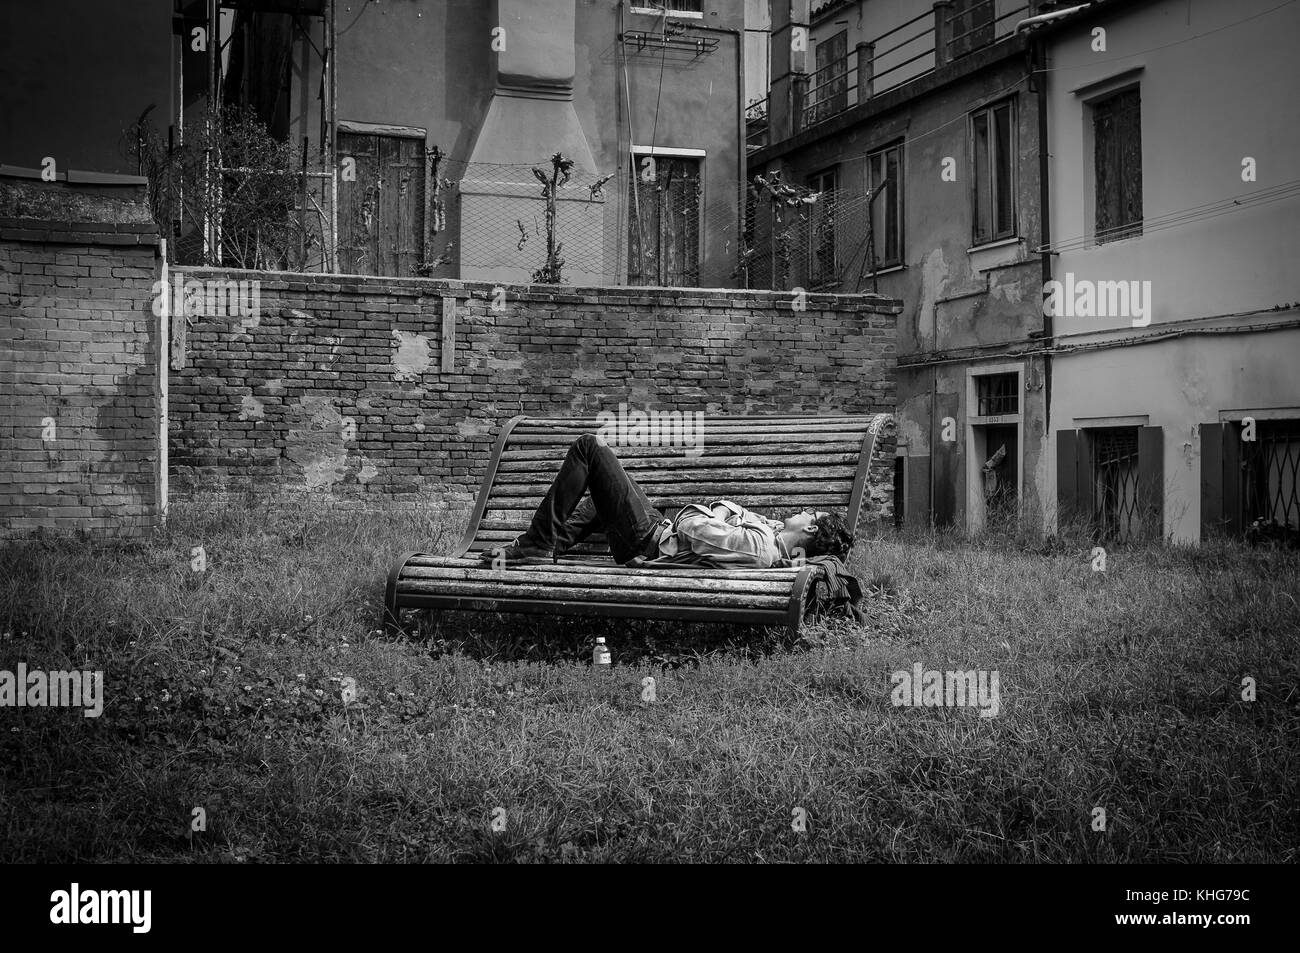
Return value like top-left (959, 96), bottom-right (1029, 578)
top-left (1222, 422), bottom-right (1243, 534)
top-left (1200, 423), bottom-right (1223, 540)
top-left (1057, 430), bottom-right (1084, 524)
top-left (1137, 426), bottom-right (1164, 539)
top-left (907, 454), bottom-right (931, 529)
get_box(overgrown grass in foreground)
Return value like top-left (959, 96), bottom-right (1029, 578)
top-left (1, 497), bottom-right (1297, 862)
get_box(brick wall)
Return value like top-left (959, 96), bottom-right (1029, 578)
top-left (0, 175), bottom-right (163, 539)
top-left (169, 268), bottom-right (900, 522)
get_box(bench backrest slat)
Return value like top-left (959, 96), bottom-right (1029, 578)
top-left (454, 414), bottom-right (883, 558)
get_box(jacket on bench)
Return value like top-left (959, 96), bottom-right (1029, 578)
top-left (651, 499), bottom-right (790, 569)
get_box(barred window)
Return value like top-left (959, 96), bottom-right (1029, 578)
top-left (975, 373), bottom-right (1018, 417)
top-left (635, 0), bottom-right (703, 13)
top-left (1058, 425), bottom-right (1163, 541)
top-left (1091, 427), bottom-right (1141, 541)
top-left (1241, 419), bottom-right (1300, 530)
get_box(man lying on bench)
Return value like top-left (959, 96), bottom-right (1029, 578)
top-left (481, 433), bottom-right (854, 569)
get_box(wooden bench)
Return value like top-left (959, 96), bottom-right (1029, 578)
top-left (384, 414), bottom-right (884, 636)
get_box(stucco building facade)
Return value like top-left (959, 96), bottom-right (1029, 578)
top-left (749, 0), bottom-right (1051, 532)
top-left (1036, 0), bottom-right (1300, 543)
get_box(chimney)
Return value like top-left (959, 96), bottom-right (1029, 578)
top-left (768, 0), bottom-right (811, 143)
top-left (460, 0), bottom-right (604, 284)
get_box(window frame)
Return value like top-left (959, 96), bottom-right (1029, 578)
top-left (1086, 84), bottom-right (1144, 246)
top-left (1058, 423), bottom-right (1163, 541)
top-left (809, 29), bottom-right (849, 124)
top-left (949, 0), bottom-right (996, 60)
top-left (966, 363), bottom-right (1025, 534)
top-left (864, 141), bottom-right (904, 273)
top-left (969, 97), bottom-right (1018, 247)
top-left (806, 166), bottom-right (840, 289)
top-left (630, 1), bottom-right (704, 19)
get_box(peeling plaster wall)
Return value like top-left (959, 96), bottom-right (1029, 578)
top-left (0, 181), bottom-right (163, 538)
top-left (756, 51), bottom-right (1047, 528)
top-left (168, 269), bottom-right (900, 520)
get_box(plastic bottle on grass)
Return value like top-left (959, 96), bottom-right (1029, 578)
top-left (593, 637), bottom-right (611, 670)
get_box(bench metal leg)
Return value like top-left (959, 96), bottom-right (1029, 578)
top-left (383, 551), bottom-right (418, 636)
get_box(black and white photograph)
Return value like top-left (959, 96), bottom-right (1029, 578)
top-left (0, 0), bottom-right (1295, 913)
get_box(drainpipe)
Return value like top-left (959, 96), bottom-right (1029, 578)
top-left (1029, 28), bottom-right (1053, 434)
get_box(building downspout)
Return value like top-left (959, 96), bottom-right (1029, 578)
top-left (1027, 28), bottom-right (1053, 435)
top-left (328, 0), bottom-right (338, 273)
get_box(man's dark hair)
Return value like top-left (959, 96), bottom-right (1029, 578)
top-left (803, 512), bottom-right (855, 560)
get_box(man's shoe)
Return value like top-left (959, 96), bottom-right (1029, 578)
top-left (479, 539), bottom-right (552, 566)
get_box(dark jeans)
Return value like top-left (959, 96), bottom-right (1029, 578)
top-left (518, 434), bottom-right (664, 564)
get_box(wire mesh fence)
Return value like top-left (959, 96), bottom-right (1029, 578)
top-left (130, 111), bottom-right (884, 292)
top-left (739, 173), bottom-right (886, 294)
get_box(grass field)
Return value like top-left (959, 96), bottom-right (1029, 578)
top-left (1, 497), bottom-right (1297, 862)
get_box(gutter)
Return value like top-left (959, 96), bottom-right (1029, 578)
top-left (899, 309), bottom-right (1300, 369)
top-left (1014, 3), bottom-right (1093, 32)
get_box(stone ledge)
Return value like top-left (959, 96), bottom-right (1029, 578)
top-left (174, 266), bottom-right (903, 313)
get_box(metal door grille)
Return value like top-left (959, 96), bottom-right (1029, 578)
top-left (976, 373), bottom-right (1018, 416)
top-left (1242, 420), bottom-right (1300, 530)
top-left (1093, 427), bottom-right (1140, 540)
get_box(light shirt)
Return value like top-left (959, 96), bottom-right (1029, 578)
top-left (656, 499), bottom-right (789, 568)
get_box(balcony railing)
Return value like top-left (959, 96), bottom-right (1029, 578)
top-left (794, 0), bottom-right (1029, 134)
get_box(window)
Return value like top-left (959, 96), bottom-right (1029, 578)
top-left (807, 167), bottom-right (838, 287)
top-left (632, 0), bottom-right (703, 16)
top-left (976, 372), bottom-right (1018, 417)
top-left (970, 368), bottom-right (1023, 531)
top-left (1092, 88), bottom-right (1143, 243)
top-left (1091, 427), bottom-right (1141, 541)
top-left (1058, 425), bottom-right (1163, 540)
top-left (808, 30), bottom-right (848, 125)
top-left (971, 99), bottom-right (1016, 245)
top-left (1242, 420), bottom-right (1300, 531)
top-left (866, 143), bottom-right (903, 270)
top-left (628, 154), bottom-right (701, 286)
top-left (1201, 418), bottom-right (1300, 541)
top-left (950, 0), bottom-right (994, 59)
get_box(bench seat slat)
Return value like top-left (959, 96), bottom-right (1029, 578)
top-left (513, 417), bottom-right (874, 429)
top-left (399, 579), bottom-right (789, 609)
top-left (395, 593), bottom-right (791, 626)
top-left (493, 465), bottom-right (861, 482)
top-left (505, 432), bottom-right (868, 445)
top-left (402, 565), bottom-right (793, 594)
top-left (402, 554), bottom-right (804, 578)
top-left (483, 494), bottom-right (852, 511)
top-left (487, 480), bottom-right (854, 496)
top-left (496, 452), bottom-right (863, 468)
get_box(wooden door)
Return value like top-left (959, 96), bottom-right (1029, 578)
top-left (338, 131), bottom-right (426, 276)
